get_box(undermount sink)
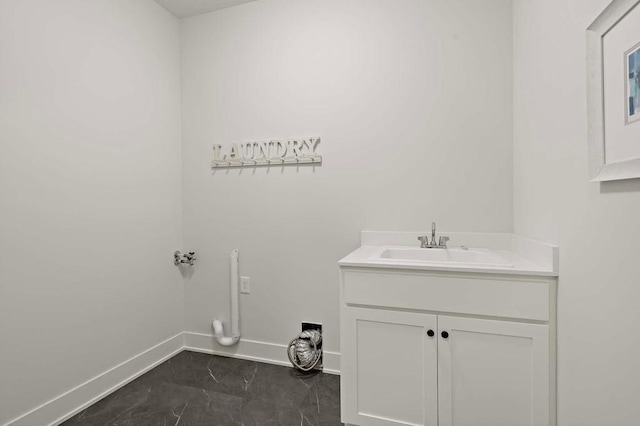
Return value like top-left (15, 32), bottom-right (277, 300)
top-left (377, 247), bottom-right (514, 268)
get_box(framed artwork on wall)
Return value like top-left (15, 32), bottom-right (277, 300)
top-left (626, 41), bottom-right (640, 125)
top-left (587, 0), bottom-right (640, 181)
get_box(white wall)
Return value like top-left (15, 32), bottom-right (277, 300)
top-left (180, 0), bottom-right (513, 360)
top-left (0, 1), bottom-right (183, 423)
top-left (513, 0), bottom-right (640, 424)
top-left (5, 0), bottom-right (637, 423)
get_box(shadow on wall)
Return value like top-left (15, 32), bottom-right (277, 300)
top-left (600, 178), bottom-right (640, 194)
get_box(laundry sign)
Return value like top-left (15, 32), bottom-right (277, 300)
top-left (211, 137), bottom-right (322, 169)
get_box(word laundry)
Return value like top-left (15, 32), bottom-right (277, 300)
top-left (211, 137), bottom-right (321, 168)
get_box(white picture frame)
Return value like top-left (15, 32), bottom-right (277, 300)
top-left (587, 0), bottom-right (640, 182)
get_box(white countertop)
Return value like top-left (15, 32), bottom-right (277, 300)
top-left (338, 232), bottom-right (559, 277)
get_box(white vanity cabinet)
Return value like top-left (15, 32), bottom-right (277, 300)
top-left (339, 268), bottom-right (557, 426)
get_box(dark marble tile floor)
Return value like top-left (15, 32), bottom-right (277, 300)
top-left (61, 351), bottom-right (342, 426)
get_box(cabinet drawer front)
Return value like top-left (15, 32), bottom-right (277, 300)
top-left (342, 269), bottom-right (550, 321)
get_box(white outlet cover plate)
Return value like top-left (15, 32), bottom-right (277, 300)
top-left (240, 276), bottom-right (250, 294)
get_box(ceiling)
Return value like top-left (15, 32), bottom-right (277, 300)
top-left (153, 0), bottom-right (257, 19)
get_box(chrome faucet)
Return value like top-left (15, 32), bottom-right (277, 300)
top-left (430, 222), bottom-right (437, 245)
top-left (418, 222), bottom-right (449, 249)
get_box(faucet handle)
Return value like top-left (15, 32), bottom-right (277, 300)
top-left (438, 236), bottom-right (450, 247)
top-left (418, 236), bottom-right (429, 248)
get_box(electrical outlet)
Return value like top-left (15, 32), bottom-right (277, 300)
top-left (240, 276), bottom-right (250, 294)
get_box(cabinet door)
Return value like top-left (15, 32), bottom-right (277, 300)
top-left (341, 307), bottom-right (438, 426)
top-left (437, 316), bottom-right (549, 426)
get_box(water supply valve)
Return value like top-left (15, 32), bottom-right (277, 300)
top-left (174, 250), bottom-right (196, 266)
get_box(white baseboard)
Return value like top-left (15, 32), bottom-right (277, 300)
top-left (184, 331), bottom-right (341, 375)
top-left (4, 332), bottom-right (340, 426)
top-left (3, 333), bottom-right (184, 426)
